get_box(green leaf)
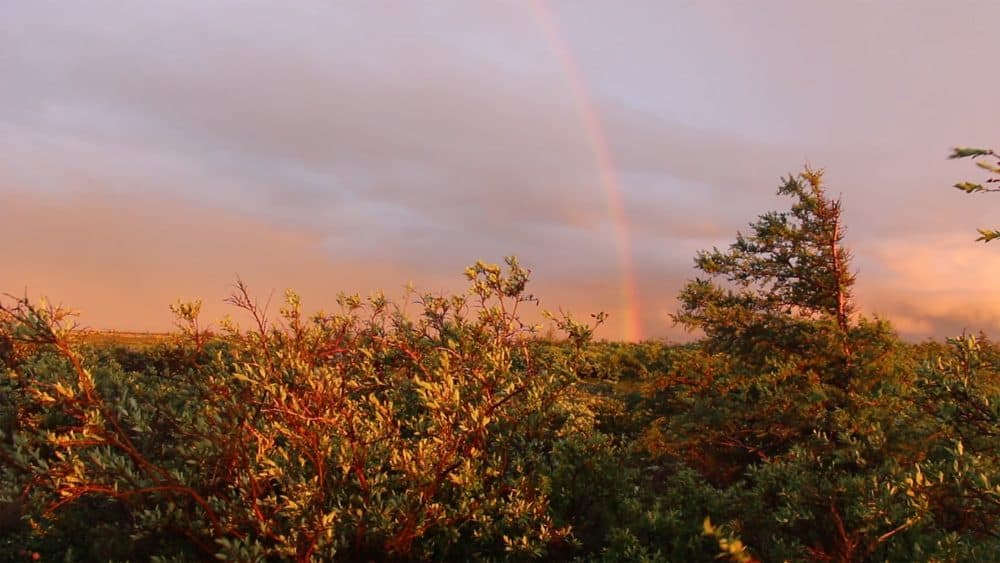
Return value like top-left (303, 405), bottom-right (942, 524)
top-left (975, 228), bottom-right (1000, 242)
top-left (949, 147), bottom-right (993, 159)
top-left (954, 182), bottom-right (986, 193)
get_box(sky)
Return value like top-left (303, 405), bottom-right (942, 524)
top-left (2, 1), bottom-right (1000, 341)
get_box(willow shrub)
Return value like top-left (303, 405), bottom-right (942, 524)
top-left (0, 257), bottom-right (610, 561)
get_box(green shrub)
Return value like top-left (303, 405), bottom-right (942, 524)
top-left (0, 258), bottom-right (605, 560)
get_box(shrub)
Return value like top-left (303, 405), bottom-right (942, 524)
top-left (0, 258), bottom-right (604, 560)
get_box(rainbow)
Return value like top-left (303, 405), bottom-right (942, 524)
top-left (528, 0), bottom-right (642, 341)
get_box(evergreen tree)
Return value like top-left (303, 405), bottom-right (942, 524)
top-left (674, 168), bottom-right (857, 389)
top-left (650, 169), bottom-right (918, 561)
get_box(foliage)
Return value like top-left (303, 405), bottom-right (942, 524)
top-left (643, 168), bottom-right (998, 561)
top-left (665, 170), bottom-right (878, 467)
top-left (949, 146), bottom-right (1000, 241)
top-left (1, 259), bottom-right (614, 560)
top-left (5, 162), bottom-right (1000, 561)
top-left (674, 168), bottom-right (857, 388)
top-left (907, 336), bottom-right (1000, 550)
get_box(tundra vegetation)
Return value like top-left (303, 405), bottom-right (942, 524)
top-left (2, 162), bottom-right (1000, 561)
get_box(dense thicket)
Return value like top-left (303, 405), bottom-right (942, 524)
top-left (3, 169), bottom-right (1000, 561)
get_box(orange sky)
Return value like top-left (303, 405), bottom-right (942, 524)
top-left (3, 1), bottom-right (1000, 340)
top-left (1, 189), bottom-right (641, 337)
top-left (6, 186), bottom-right (1000, 342)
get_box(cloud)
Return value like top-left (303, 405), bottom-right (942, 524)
top-left (3, 1), bottom-right (1000, 340)
top-left (856, 235), bottom-right (1000, 338)
top-left (1, 188), bottom-right (678, 339)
